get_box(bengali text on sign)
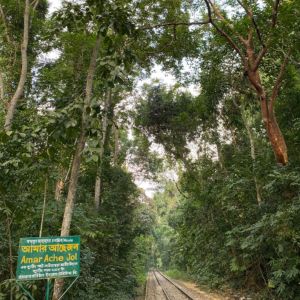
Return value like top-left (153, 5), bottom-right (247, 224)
top-left (16, 236), bottom-right (80, 280)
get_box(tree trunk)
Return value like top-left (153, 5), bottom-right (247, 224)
top-left (6, 216), bottom-right (13, 300)
top-left (55, 158), bottom-right (73, 202)
top-left (113, 123), bottom-right (119, 166)
top-left (216, 140), bottom-right (224, 170)
top-left (55, 179), bottom-right (64, 202)
top-left (243, 35), bottom-right (289, 166)
top-left (260, 96), bottom-right (288, 165)
top-left (52, 35), bottom-right (101, 300)
top-left (4, 0), bottom-right (30, 131)
top-left (94, 174), bottom-right (101, 210)
top-left (39, 177), bottom-right (48, 237)
top-left (247, 65), bottom-right (288, 165)
top-left (60, 132), bottom-right (85, 238)
top-left (204, 0), bottom-right (289, 165)
top-left (0, 71), bottom-right (4, 100)
top-left (94, 90), bottom-right (111, 210)
top-left (6, 219), bottom-right (13, 277)
top-left (214, 130), bottom-right (226, 171)
top-left (52, 132), bottom-right (85, 300)
top-left (0, 5), bottom-right (12, 44)
top-left (241, 108), bottom-right (262, 205)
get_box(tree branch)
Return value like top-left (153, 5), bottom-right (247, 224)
top-left (174, 181), bottom-right (189, 200)
top-left (4, 0), bottom-right (30, 131)
top-left (272, 0), bottom-right (280, 28)
top-left (269, 49), bottom-right (291, 109)
top-left (0, 5), bottom-right (11, 43)
top-left (141, 20), bottom-right (210, 30)
top-left (253, 46), bottom-right (267, 71)
top-left (31, 0), bottom-right (40, 11)
top-left (251, 17), bottom-right (264, 46)
top-left (236, 0), bottom-right (265, 47)
top-left (251, 0), bottom-right (283, 71)
top-left (0, 71), bottom-right (4, 100)
top-left (208, 0), bottom-right (248, 46)
top-left (204, 0), bottom-right (245, 63)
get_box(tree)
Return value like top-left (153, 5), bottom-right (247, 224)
top-left (51, 0), bottom-right (137, 297)
top-left (0, 0), bottom-right (46, 131)
top-left (203, 0), bottom-right (299, 165)
top-left (142, 0), bottom-right (299, 164)
top-left (51, 34), bottom-right (101, 300)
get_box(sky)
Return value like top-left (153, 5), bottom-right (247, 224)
top-left (48, 0), bottom-right (62, 14)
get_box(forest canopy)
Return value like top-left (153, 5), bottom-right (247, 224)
top-left (0, 0), bottom-right (299, 299)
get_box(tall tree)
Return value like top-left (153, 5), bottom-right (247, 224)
top-left (201, 0), bottom-right (299, 164)
top-left (1, 0), bottom-right (44, 131)
top-left (142, 0), bottom-right (299, 164)
top-left (52, 34), bottom-right (101, 300)
top-left (94, 89), bottom-right (112, 210)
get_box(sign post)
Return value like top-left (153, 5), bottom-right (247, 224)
top-left (16, 236), bottom-right (80, 299)
top-left (46, 279), bottom-right (51, 300)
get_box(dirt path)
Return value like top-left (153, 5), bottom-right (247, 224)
top-left (144, 271), bottom-right (229, 300)
top-left (172, 279), bottom-right (228, 300)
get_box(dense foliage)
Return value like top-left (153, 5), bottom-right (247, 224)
top-left (137, 59), bottom-right (300, 300)
top-left (0, 0), bottom-right (299, 299)
top-left (0, 0), bottom-right (155, 299)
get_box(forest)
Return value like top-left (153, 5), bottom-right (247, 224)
top-left (0, 0), bottom-right (299, 299)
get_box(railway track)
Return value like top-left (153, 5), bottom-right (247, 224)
top-left (145, 270), bottom-right (195, 300)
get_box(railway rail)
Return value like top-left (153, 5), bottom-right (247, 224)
top-left (145, 270), bottom-right (195, 300)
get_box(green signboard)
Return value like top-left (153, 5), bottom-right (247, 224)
top-left (16, 236), bottom-right (80, 281)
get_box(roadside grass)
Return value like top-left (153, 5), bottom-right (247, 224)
top-left (134, 272), bottom-right (148, 300)
top-left (164, 269), bottom-right (192, 282)
top-left (136, 272), bottom-right (147, 286)
top-left (165, 269), bottom-right (258, 300)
